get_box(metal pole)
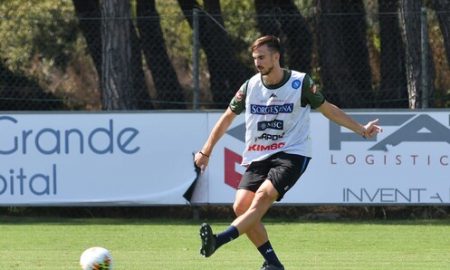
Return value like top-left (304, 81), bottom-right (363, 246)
top-left (420, 7), bottom-right (429, 108)
top-left (192, 8), bottom-right (200, 110)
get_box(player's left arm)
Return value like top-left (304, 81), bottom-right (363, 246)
top-left (301, 74), bottom-right (381, 138)
top-left (317, 101), bottom-right (382, 138)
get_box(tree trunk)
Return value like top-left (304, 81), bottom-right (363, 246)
top-left (433, 0), bottom-right (450, 79)
top-left (398, 0), bottom-right (422, 109)
top-left (378, 0), bottom-right (408, 108)
top-left (177, 0), bottom-right (252, 108)
top-left (317, 0), bottom-right (374, 108)
top-left (254, 0), bottom-right (312, 73)
top-left (129, 20), bottom-right (154, 110)
top-left (137, 0), bottom-right (185, 109)
top-left (100, 0), bottom-right (135, 110)
top-left (72, 0), bottom-right (102, 76)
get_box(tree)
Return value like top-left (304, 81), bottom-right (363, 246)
top-left (74, 0), bottom-right (153, 110)
top-left (0, 60), bottom-right (65, 110)
top-left (99, 0), bottom-right (153, 110)
top-left (254, 0), bottom-right (312, 74)
top-left (72, 0), bottom-right (102, 76)
top-left (137, 0), bottom-right (185, 109)
top-left (378, 0), bottom-right (408, 108)
top-left (129, 16), bottom-right (154, 110)
top-left (317, 0), bottom-right (374, 108)
top-left (177, 0), bottom-right (252, 107)
top-left (0, 1), bottom-right (79, 110)
top-left (433, 0), bottom-right (450, 76)
top-left (100, 0), bottom-right (135, 109)
top-left (398, 0), bottom-right (433, 109)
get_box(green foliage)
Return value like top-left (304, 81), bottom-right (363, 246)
top-left (154, 0), bottom-right (191, 65)
top-left (0, 0), bottom-right (78, 72)
top-left (155, 0), bottom-right (258, 69)
top-left (0, 0), bottom-right (448, 109)
top-left (221, 0), bottom-right (257, 44)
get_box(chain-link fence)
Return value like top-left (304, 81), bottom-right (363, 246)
top-left (0, 1), bottom-right (449, 111)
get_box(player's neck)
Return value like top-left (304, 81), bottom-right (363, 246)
top-left (262, 67), bottom-right (284, 86)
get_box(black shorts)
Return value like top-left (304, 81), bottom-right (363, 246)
top-left (238, 152), bottom-right (311, 201)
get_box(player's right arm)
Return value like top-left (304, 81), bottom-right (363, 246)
top-left (195, 82), bottom-right (247, 171)
top-left (195, 107), bottom-right (237, 171)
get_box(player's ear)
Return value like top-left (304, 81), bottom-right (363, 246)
top-left (273, 51), bottom-right (280, 62)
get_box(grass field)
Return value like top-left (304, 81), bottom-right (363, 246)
top-left (0, 217), bottom-right (449, 270)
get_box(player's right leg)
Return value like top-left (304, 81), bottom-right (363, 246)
top-left (199, 222), bottom-right (217, 257)
top-left (199, 189), bottom-right (255, 257)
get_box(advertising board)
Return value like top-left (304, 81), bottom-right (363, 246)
top-left (0, 111), bottom-right (448, 205)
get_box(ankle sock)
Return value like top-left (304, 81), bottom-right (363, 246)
top-left (257, 241), bottom-right (283, 267)
top-left (215, 225), bottom-right (239, 249)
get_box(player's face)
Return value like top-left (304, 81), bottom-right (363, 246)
top-left (252, 45), bottom-right (278, 76)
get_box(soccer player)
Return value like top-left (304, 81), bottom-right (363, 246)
top-left (194, 35), bottom-right (381, 270)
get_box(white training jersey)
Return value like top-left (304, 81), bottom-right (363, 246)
top-left (241, 70), bottom-right (312, 165)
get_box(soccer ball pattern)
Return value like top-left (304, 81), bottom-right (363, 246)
top-left (80, 247), bottom-right (113, 270)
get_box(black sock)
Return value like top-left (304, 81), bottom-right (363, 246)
top-left (257, 241), bottom-right (283, 267)
top-left (215, 225), bottom-right (239, 249)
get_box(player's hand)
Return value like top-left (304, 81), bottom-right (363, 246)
top-left (362, 119), bottom-right (382, 138)
top-left (194, 151), bottom-right (209, 173)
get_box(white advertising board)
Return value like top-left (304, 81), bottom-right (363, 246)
top-left (0, 112), bottom-right (205, 206)
top-left (0, 111), bottom-right (449, 206)
top-left (192, 111), bottom-right (450, 205)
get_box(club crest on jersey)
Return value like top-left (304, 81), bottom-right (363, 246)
top-left (292, 79), bottom-right (301, 89)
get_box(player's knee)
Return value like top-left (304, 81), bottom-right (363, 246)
top-left (233, 201), bottom-right (248, 216)
top-left (254, 189), bottom-right (277, 207)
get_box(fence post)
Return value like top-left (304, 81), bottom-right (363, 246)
top-left (192, 8), bottom-right (200, 110)
top-left (420, 7), bottom-right (429, 108)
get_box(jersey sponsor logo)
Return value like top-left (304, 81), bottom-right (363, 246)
top-left (250, 103), bottom-right (294, 115)
top-left (292, 79), bottom-right (301, 89)
top-left (256, 132), bottom-right (284, 141)
top-left (257, 119), bottom-right (284, 131)
top-left (247, 142), bottom-right (285, 151)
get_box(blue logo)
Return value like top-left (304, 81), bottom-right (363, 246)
top-left (292, 79), bottom-right (301, 89)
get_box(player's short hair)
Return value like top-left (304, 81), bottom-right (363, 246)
top-left (251, 35), bottom-right (281, 53)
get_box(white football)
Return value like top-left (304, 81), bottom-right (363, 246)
top-left (80, 247), bottom-right (113, 270)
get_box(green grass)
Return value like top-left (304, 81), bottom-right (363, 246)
top-left (0, 217), bottom-right (449, 269)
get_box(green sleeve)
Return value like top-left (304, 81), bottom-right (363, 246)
top-left (301, 74), bottom-right (325, 109)
top-left (229, 80), bottom-right (248, 114)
